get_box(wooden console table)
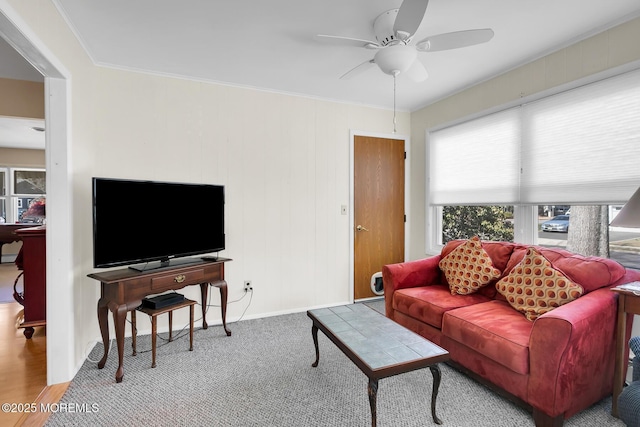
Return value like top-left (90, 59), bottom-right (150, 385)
top-left (0, 224), bottom-right (37, 262)
top-left (88, 257), bottom-right (232, 383)
top-left (612, 286), bottom-right (640, 417)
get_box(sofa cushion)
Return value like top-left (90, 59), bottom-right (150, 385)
top-left (439, 236), bottom-right (502, 295)
top-left (393, 284), bottom-right (491, 330)
top-left (496, 247), bottom-right (584, 321)
top-left (504, 246), bottom-right (626, 293)
top-left (442, 300), bottom-right (533, 375)
top-left (442, 239), bottom-right (516, 299)
top-left (442, 239), bottom-right (515, 273)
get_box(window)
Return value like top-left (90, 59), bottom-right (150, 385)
top-left (537, 205), bottom-right (639, 269)
top-left (427, 67), bottom-right (640, 261)
top-left (441, 205), bottom-right (514, 245)
top-left (429, 109), bottom-right (520, 206)
top-left (14, 169), bottom-right (46, 223)
top-left (0, 168), bottom-right (46, 224)
top-left (0, 169), bottom-right (6, 223)
top-left (14, 169), bottom-right (46, 195)
top-left (520, 70), bottom-right (640, 204)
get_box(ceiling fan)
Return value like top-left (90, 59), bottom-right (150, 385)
top-left (316, 0), bottom-right (494, 82)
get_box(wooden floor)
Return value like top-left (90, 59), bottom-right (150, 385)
top-left (0, 262), bottom-right (67, 427)
top-left (0, 302), bottom-right (46, 426)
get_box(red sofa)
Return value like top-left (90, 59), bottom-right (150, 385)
top-left (382, 239), bottom-right (640, 427)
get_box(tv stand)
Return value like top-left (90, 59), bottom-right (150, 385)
top-left (88, 257), bottom-right (232, 383)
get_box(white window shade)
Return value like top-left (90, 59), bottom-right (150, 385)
top-left (521, 70), bottom-right (640, 204)
top-left (429, 108), bottom-right (520, 205)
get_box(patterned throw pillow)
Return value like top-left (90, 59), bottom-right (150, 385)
top-left (496, 247), bottom-right (584, 321)
top-left (438, 236), bottom-right (502, 295)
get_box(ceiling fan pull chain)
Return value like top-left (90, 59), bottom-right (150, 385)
top-left (393, 72), bottom-right (397, 134)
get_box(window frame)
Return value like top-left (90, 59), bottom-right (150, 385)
top-left (0, 167), bottom-right (7, 223)
top-left (4, 167), bottom-right (46, 223)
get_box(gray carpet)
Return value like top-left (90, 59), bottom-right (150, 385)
top-left (46, 301), bottom-right (623, 426)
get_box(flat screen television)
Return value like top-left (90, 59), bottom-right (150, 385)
top-left (92, 177), bottom-right (225, 271)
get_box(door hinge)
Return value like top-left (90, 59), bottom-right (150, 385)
top-left (404, 151), bottom-right (407, 159)
top-left (404, 214), bottom-right (407, 223)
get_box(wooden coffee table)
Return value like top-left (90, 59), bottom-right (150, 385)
top-left (308, 304), bottom-right (449, 426)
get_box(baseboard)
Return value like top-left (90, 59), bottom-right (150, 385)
top-left (354, 296), bottom-right (384, 303)
top-left (15, 382), bottom-right (70, 427)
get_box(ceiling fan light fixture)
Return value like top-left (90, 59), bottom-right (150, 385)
top-left (317, 1), bottom-right (494, 84)
top-left (374, 44), bottom-right (416, 76)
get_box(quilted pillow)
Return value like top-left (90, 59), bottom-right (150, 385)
top-left (503, 246), bottom-right (625, 292)
top-left (438, 236), bottom-right (502, 295)
top-left (496, 247), bottom-right (584, 321)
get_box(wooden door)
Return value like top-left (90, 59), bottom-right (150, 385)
top-left (354, 135), bottom-right (405, 300)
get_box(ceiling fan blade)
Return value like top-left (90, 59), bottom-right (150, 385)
top-left (315, 34), bottom-right (380, 49)
top-left (415, 28), bottom-right (494, 52)
top-left (393, 0), bottom-right (430, 38)
top-left (405, 59), bottom-right (428, 82)
top-left (339, 59), bottom-right (376, 80)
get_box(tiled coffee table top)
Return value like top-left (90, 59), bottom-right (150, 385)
top-left (308, 304), bottom-right (448, 371)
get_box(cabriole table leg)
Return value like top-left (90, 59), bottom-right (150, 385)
top-left (368, 378), bottom-right (379, 427)
top-left (311, 324), bottom-right (320, 367)
top-left (429, 364), bottom-right (444, 425)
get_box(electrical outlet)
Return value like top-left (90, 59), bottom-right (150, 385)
top-left (244, 280), bottom-right (253, 292)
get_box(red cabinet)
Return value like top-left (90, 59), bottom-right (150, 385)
top-left (15, 226), bottom-right (46, 338)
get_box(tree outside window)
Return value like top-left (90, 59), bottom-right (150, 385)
top-left (442, 206), bottom-right (514, 243)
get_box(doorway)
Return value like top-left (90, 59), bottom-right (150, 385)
top-left (0, 3), bottom-right (73, 386)
top-left (352, 133), bottom-right (407, 300)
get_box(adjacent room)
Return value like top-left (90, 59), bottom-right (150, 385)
top-left (1, 1), bottom-right (640, 426)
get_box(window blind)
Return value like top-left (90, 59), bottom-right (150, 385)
top-left (520, 69), bottom-right (640, 204)
top-left (429, 68), bottom-right (640, 206)
top-left (429, 108), bottom-right (520, 205)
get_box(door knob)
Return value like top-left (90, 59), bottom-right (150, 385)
top-left (356, 225), bottom-right (369, 232)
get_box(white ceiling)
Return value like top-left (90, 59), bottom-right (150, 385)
top-left (3, 1), bottom-right (640, 150)
top-left (53, 0), bottom-right (640, 111)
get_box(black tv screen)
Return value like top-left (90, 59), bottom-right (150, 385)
top-left (92, 177), bottom-right (225, 270)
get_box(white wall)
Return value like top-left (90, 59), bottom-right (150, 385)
top-left (5, 0), bottom-right (410, 383)
top-left (86, 69), bottom-right (409, 319)
top-left (408, 16), bottom-right (640, 260)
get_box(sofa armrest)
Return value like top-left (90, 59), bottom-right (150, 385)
top-left (527, 288), bottom-right (619, 417)
top-left (382, 255), bottom-right (442, 320)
